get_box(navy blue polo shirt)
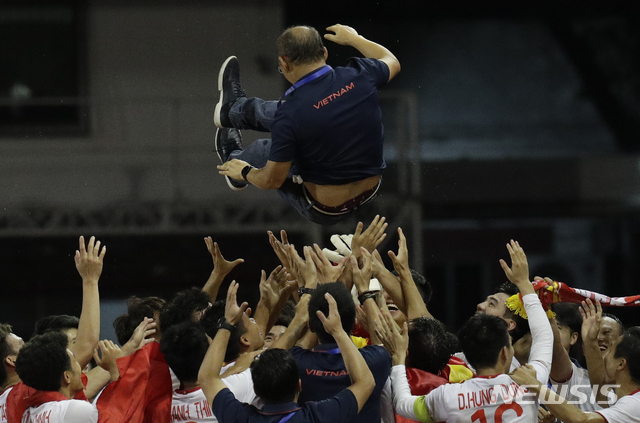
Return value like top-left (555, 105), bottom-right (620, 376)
top-left (212, 387), bottom-right (358, 423)
top-left (269, 57), bottom-right (390, 185)
top-left (290, 344), bottom-right (391, 423)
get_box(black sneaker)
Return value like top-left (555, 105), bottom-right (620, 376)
top-left (214, 56), bottom-right (246, 128)
top-left (215, 128), bottom-right (247, 191)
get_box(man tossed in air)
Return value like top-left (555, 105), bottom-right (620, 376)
top-left (214, 24), bottom-right (400, 225)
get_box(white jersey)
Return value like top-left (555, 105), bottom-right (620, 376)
top-left (596, 390), bottom-right (640, 423)
top-left (21, 400), bottom-right (97, 423)
top-left (0, 387), bottom-right (13, 423)
top-left (392, 293), bottom-right (553, 423)
top-left (171, 368), bottom-right (261, 423)
top-left (550, 361), bottom-right (602, 413)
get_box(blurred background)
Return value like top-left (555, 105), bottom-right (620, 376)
top-left (1, 0), bottom-right (639, 341)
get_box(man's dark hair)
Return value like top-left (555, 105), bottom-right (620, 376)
top-left (159, 287), bottom-right (210, 333)
top-left (407, 317), bottom-right (456, 374)
top-left (114, 296), bottom-right (166, 345)
top-left (251, 348), bottom-right (299, 404)
top-left (160, 322), bottom-right (209, 384)
top-left (33, 315), bottom-right (79, 337)
top-left (614, 327), bottom-right (640, 384)
top-left (496, 281), bottom-right (530, 343)
top-left (276, 26), bottom-right (325, 66)
top-left (458, 314), bottom-right (510, 371)
top-left (16, 332), bottom-right (70, 391)
top-left (391, 269), bottom-right (433, 306)
top-left (308, 282), bottom-right (356, 344)
top-left (0, 323), bottom-right (12, 386)
top-left (274, 300), bottom-right (296, 327)
top-left (550, 302), bottom-right (585, 364)
top-left (200, 301), bottom-right (247, 363)
top-left (602, 313), bottom-right (626, 336)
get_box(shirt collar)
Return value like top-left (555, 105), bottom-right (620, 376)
top-left (313, 343), bottom-right (339, 352)
top-left (258, 402), bottom-right (301, 415)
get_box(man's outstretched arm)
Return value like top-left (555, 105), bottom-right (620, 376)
top-left (324, 24), bottom-right (401, 81)
top-left (218, 159), bottom-right (291, 190)
top-left (73, 235), bottom-right (106, 369)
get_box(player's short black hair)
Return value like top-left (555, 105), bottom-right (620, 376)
top-left (33, 315), bottom-right (79, 337)
top-left (391, 269), bottom-right (433, 306)
top-left (16, 332), bottom-right (70, 391)
top-left (550, 303), bottom-right (582, 335)
top-left (308, 282), bottom-right (356, 344)
top-left (496, 282), bottom-right (530, 343)
top-left (200, 300), bottom-right (247, 363)
top-left (159, 287), bottom-right (210, 333)
top-left (113, 296), bottom-right (166, 345)
top-left (251, 348), bottom-right (299, 404)
top-left (274, 300), bottom-right (296, 327)
top-left (458, 314), bottom-right (511, 371)
top-left (160, 322), bottom-right (209, 383)
top-left (407, 317), bottom-right (456, 374)
top-left (276, 26), bottom-right (325, 66)
top-left (602, 313), bottom-right (625, 336)
top-left (614, 327), bottom-right (640, 384)
top-left (0, 323), bottom-right (12, 386)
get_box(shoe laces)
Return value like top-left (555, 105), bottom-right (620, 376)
top-left (232, 82), bottom-right (246, 98)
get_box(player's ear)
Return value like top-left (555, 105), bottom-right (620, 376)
top-left (323, 47), bottom-right (328, 61)
top-left (570, 331), bottom-right (579, 346)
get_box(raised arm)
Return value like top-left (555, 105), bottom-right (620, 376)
top-left (317, 293), bottom-right (375, 412)
top-left (580, 299), bottom-right (610, 406)
top-left (269, 294), bottom-right (310, 351)
top-left (218, 160), bottom-right (291, 190)
top-left (202, 238), bottom-right (244, 302)
top-left (253, 266), bottom-right (293, 335)
top-left (199, 281), bottom-right (248, 405)
top-left (324, 25), bottom-right (401, 81)
top-left (351, 252), bottom-right (382, 345)
top-left (73, 235), bottom-right (106, 368)
top-left (499, 240), bottom-right (552, 381)
top-left (388, 228), bottom-right (432, 320)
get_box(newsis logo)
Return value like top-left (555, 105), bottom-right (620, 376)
top-left (466, 384), bottom-right (619, 407)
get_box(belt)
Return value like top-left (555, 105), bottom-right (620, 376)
top-left (302, 178), bottom-right (381, 216)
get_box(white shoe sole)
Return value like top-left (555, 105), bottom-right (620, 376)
top-left (213, 55), bottom-right (236, 128)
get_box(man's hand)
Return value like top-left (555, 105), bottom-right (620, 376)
top-left (224, 281), bottom-right (248, 326)
top-left (499, 240), bottom-right (534, 295)
top-left (509, 364), bottom-right (542, 393)
top-left (316, 293), bottom-right (344, 337)
top-left (310, 244), bottom-right (347, 284)
top-left (351, 215), bottom-right (388, 261)
top-left (121, 317), bottom-right (156, 356)
top-left (205, 237), bottom-right (244, 277)
top-left (75, 235), bottom-right (106, 283)
top-left (324, 24), bottom-right (361, 46)
top-left (288, 245), bottom-right (318, 289)
top-left (387, 227), bottom-right (409, 275)
top-left (268, 230), bottom-right (292, 270)
top-left (259, 266), bottom-right (291, 310)
top-left (94, 340), bottom-right (123, 381)
top-left (374, 308), bottom-right (408, 365)
top-left (352, 250), bottom-right (373, 295)
top-left (538, 407), bottom-right (558, 423)
top-left (579, 299), bottom-right (602, 343)
top-left (217, 159), bottom-right (250, 182)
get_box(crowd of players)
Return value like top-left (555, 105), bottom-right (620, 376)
top-left (1, 216), bottom-right (639, 423)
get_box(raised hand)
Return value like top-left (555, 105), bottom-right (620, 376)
top-left (225, 281), bottom-right (248, 326)
top-left (259, 266), bottom-right (291, 309)
top-left (374, 309), bottom-right (407, 365)
top-left (579, 299), bottom-right (602, 343)
top-left (352, 250), bottom-right (373, 294)
top-left (75, 235), bottom-right (106, 283)
top-left (316, 293), bottom-right (344, 337)
top-left (311, 243), bottom-right (347, 284)
top-left (324, 24), bottom-right (360, 46)
top-left (94, 340), bottom-right (123, 380)
top-left (499, 240), bottom-right (533, 295)
top-left (268, 230), bottom-right (292, 270)
top-left (288, 245), bottom-right (318, 289)
top-left (509, 364), bottom-right (541, 391)
top-left (387, 227), bottom-right (409, 275)
top-left (351, 215), bottom-right (388, 260)
top-left (205, 237), bottom-right (244, 277)
top-left (121, 317), bottom-right (156, 355)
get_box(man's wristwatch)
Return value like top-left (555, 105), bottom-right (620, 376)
top-left (241, 165), bottom-right (253, 181)
top-left (298, 287), bottom-right (314, 297)
top-left (216, 317), bottom-right (236, 332)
